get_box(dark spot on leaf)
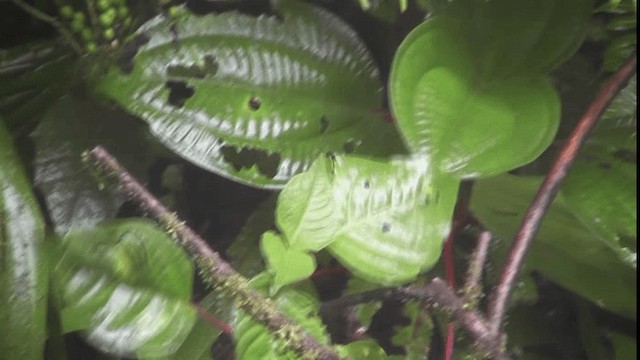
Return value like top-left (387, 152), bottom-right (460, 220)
top-left (117, 33), bottom-right (149, 74)
top-left (220, 145), bottom-right (281, 179)
top-left (170, 24), bottom-right (180, 50)
top-left (248, 96), bottom-right (262, 110)
top-left (424, 194), bottom-right (430, 204)
top-left (598, 162), bottom-right (612, 170)
top-left (319, 116), bottom-right (329, 134)
top-left (166, 55), bottom-right (219, 79)
top-left (166, 81), bottom-right (195, 108)
top-left (613, 149), bottom-right (636, 163)
top-left (343, 139), bottom-right (360, 154)
top-left (364, 180), bottom-right (370, 189)
top-left (434, 192), bottom-right (440, 204)
top-left (382, 222), bottom-right (391, 233)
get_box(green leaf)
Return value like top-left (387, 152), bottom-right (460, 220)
top-left (31, 96), bottom-right (152, 234)
top-left (232, 273), bottom-right (329, 360)
top-left (0, 40), bottom-right (74, 131)
top-left (97, 0), bottom-right (402, 189)
top-left (389, 11), bottom-right (564, 178)
top-left (260, 231), bottom-right (316, 294)
top-left (610, 331), bottom-right (637, 360)
top-left (391, 301), bottom-right (433, 359)
top-left (51, 219), bottom-right (197, 358)
top-left (561, 75), bottom-right (636, 266)
top-left (471, 175), bottom-right (636, 319)
top-left (344, 276), bottom-right (383, 329)
top-left (338, 339), bottom-right (389, 359)
top-left (0, 121), bottom-right (47, 359)
top-left (277, 154), bottom-right (458, 285)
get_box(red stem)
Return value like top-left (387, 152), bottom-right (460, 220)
top-left (193, 303), bottom-right (233, 335)
top-left (487, 54), bottom-right (637, 336)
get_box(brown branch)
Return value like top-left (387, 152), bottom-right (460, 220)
top-left (462, 231), bottom-right (492, 306)
top-left (487, 53), bottom-right (637, 336)
top-left (87, 146), bottom-right (342, 360)
top-left (321, 278), bottom-right (507, 359)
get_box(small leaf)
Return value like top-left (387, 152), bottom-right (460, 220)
top-left (260, 231), bottom-right (316, 293)
top-left (98, 0), bottom-right (402, 189)
top-left (338, 339), bottom-right (389, 359)
top-left (391, 301), bottom-right (433, 359)
top-left (51, 219), bottom-right (197, 358)
top-left (232, 273), bottom-right (329, 360)
top-left (0, 120), bottom-right (47, 359)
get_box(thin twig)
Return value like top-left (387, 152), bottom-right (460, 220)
top-left (487, 53), bottom-right (637, 336)
top-left (88, 146), bottom-right (342, 360)
top-left (463, 231), bottom-right (492, 306)
top-left (10, 0), bottom-right (83, 54)
top-left (321, 278), bottom-right (506, 359)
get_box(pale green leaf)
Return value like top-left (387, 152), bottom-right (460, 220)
top-left (0, 120), bottom-right (47, 359)
top-left (260, 231), bottom-right (316, 293)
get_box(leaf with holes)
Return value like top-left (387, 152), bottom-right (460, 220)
top-left (51, 219), bottom-right (197, 358)
top-left (0, 120), bottom-right (47, 360)
top-left (472, 175), bottom-right (636, 319)
top-left (389, 0), bottom-right (592, 178)
top-left (277, 154), bottom-right (458, 285)
top-left (97, 0), bottom-right (402, 189)
top-left (31, 96), bottom-right (152, 234)
top-left (232, 273), bottom-right (329, 360)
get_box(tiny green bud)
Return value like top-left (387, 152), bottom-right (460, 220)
top-left (60, 6), bottom-right (74, 18)
top-left (81, 28), bottom-right (93, 41)
top-left (72, 11), bottom-right (85, 23)
top-left (117, 5), bottom-right (129, 19)
top-left (71, 19), bottom-right (85, 32)
top-left (97, 0), bottom-right (111, 11)
top-left (86, 42), bottom-right (98, 53)
top-left (99, 8), bottom-right (117, 27)
top-left (103, 28), bottom-right (115, 40)
top-left (168, 6), bottom-right (181, 18)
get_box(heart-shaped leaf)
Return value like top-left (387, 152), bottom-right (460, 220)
top-left (260, 231), bottom-right (316, 293)
top-left (51, 219), bottom-right (197, 358)
top-left (97, 0), bottom-right (402, 189)
top-left (277, 154), bottom-right (458, 284)
top-left (388, 0), bottom-right (593, 178)
top-left (0, 120), bottom-right (47, 360)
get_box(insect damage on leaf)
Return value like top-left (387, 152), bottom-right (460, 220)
top-left (221, 145), bottom-right (281, 178)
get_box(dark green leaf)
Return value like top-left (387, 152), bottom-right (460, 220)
top-left (32, 96), bottom-right (152, 234)
top-left (471, 175), bottom-right (636, 319)
top-left (52, 219), bottom-right (197, 358)
top-left (391, 301), bottom-right (433, 359)
top-left (0, 120), bottom-right (47, 359)
top-left (97, 0), bottom-right (402, 189)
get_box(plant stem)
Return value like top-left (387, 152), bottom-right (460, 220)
top-left (321, 278), bottom-right (506, 358)
top-left (88, 146), bottom-right (342, 360)
top-left (463, 231), bottom-right (491, 306)
top-left (487, 53), bottom-right (637, 336)
top-left (10, 0), bottom-right (83, 54)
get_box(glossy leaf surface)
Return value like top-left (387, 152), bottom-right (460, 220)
top-left (277, 154), bottom-right (458, 284)
top-left (0, 121), bottom-right (47, 359)
top-left (32, 96), bottom-right (152, 234)
top-left (98, 0), bottom-right (401, 189)
top-left (389, 0), bottom-right (592, 178)
top-left (52, 219), bottom-right (197, 358)
top-left (472, 175), bottom-right (636, 319)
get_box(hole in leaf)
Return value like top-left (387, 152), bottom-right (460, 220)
top-left (319, 116), bottom-right (329, 134)
top-left (248, 96), bottom-right (262, 110)
top-left (166, 81), bottom-right (195, 108)
top-left (117, 33), bottom-right (150, 74)
top-left (381, 222), bottom-right (391, 233)
top-left (220, 145), bottom-right (281, 179)
top-left (363, 180), bottom-right (370, 189)
top-left (166, 55), bottom-right (219, 79)
top-left (614, 149), bottom-right (636, 163)
top-left (343, 139), bottom-right (360, 154)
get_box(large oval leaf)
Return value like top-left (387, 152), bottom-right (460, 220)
top-left (98, 0), bottom-right (401, 189)
top-left (51, 219), bottom-right (197, 358)
top-left (388, 0), bottom-right (593, 178)
top-left (0, 121), bottom-right (47, 359)
top-left (277, 154), bottom-right (458, 285)
top-left (471, 175), bottom-right (636, 319)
